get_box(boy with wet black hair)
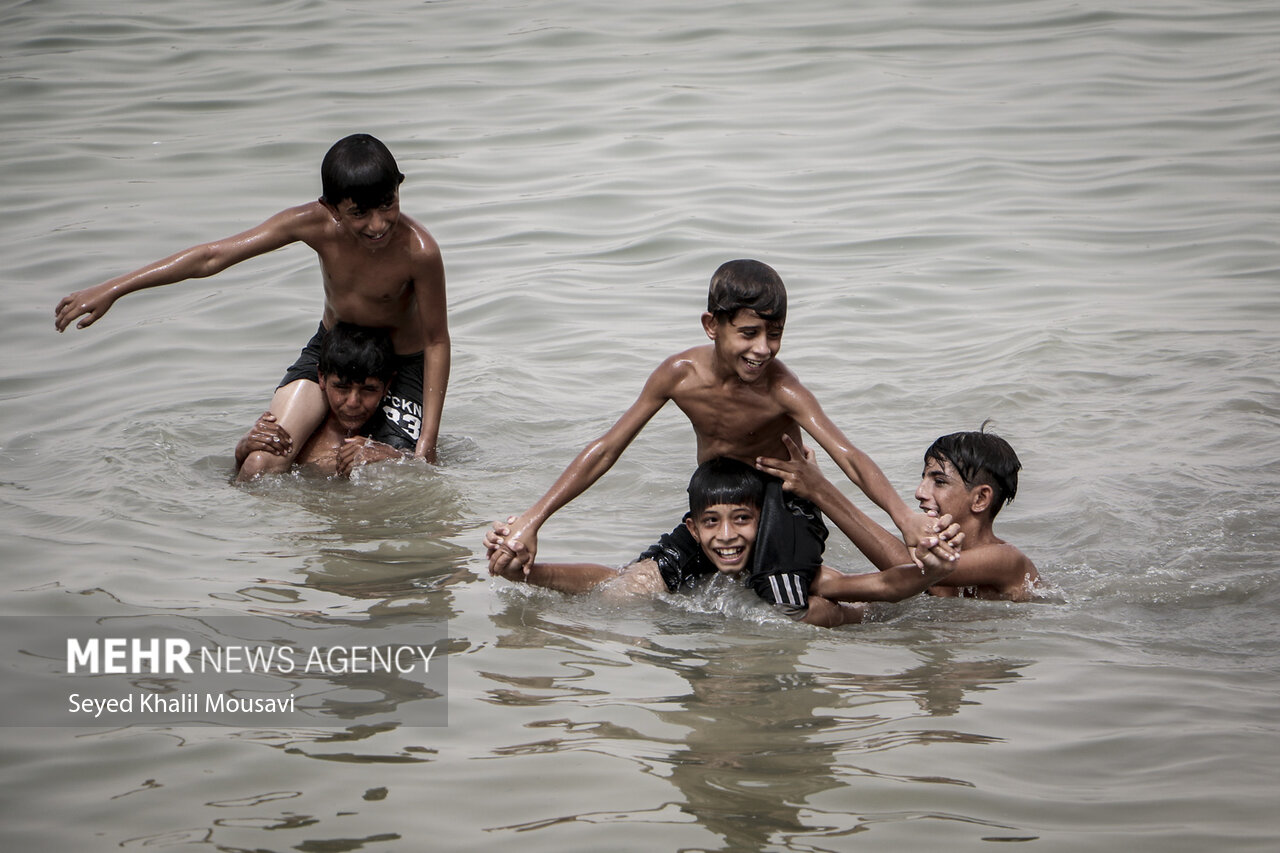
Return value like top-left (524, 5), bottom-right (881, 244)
top-left (487, 457), bottom-right (961, 627)
top-left (759, 425), bottom-right (1038, 601)
top-left (488, 259), bottom-right (948, 626)
top-left (55, 133), bottom-right (450, 477)
top-left (236, 323), bottom-right (404, 477)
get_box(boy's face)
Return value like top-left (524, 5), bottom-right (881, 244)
top-left (915, 455), bottom-right (974, 519)
top-left (705, 309), bottom-right (784, 384)
top-left (318, 374), bottom-right (388, 432)
top-left (330, 189), bottom-right (401, 250)
top-left (684, 502), bottom-right (760, 573)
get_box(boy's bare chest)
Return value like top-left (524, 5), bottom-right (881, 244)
top-left (674, 383), bottom-right (792, 452)
top-left (318, 251), bottom-right (417, 329)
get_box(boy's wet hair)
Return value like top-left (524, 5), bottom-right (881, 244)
top-left (707, 259), bottom-right (787, 324)
top-left (924, 421), bottom-right (1021, 519)
top-left (321, 134), bottom-right (405, 210)
top-left (687, 457), bottom-right (765, 516)
top-left (318, 323), bottom-right (396, 385)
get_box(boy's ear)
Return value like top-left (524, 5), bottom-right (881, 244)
top-left (684, 514), bottom-right (697, 537)
top-left (969, 484), bottom-right (993, 515)
top-left (318, 197), bottom-right (339, 218)
top-left (701, 312), bottom-right (718, 340)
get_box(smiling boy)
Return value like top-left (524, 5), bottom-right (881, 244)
top-left (487, 457), bottom-right (959, 627)
top-left (235, 323), bottom-right (404, 477)
top-left (488, 260), bottom-right (945, 623)
top-left (54, 134), bottom-right (449, 475)
top-left (758, 428), bottom-right (1038, 601)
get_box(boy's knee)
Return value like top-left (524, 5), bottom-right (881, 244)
top-left (236, 450), bottom-right (291, 481)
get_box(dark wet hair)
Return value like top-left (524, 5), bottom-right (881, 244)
top-left (706, 259), bottom-right (787, 324)
top-left (924, 421), bottom-right (1021, 519)
top-left (320, 134), bottom-right (404, 210)
top-left (318, 323), bottom-right (396, 385)
top-left (687, 457), bottom-right (765, 516)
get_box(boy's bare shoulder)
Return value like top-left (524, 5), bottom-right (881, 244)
top-left (397, 213), bottom-right (442, 260)
top-left (654, 344), bottom-right (715, 386)
top-left (277, 201), bottom-right (342, 243)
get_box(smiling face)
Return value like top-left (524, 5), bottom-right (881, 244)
top-left (705, 308), bottom-right (784, 383)
top-left (684, 502), bottom-right (760, 573)
top-left (915, 454), bottom-right (982, 520)
top-left (319, 373), bottom-right (387, 433)
top-left (331, 188), bottom-right (402, 250)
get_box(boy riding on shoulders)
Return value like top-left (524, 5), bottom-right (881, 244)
top-left (488, 259), bottom-right (947, 625)
top-left (55, 134), bottom-right (449, 477)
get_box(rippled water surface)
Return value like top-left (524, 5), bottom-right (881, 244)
top-left (3, 1), bottom-right (1278, 850)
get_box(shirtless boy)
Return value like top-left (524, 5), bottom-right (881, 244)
top-left (487, 457), bottom-right (962, 627)
top-left (758, 428), bottom-right (1039, 601)
top-left (54, 134), bottom-right (449, 476)
top-left (235, 323), bottom-right (404, 478)
top-left (488, 259), bottom-right (945, 624)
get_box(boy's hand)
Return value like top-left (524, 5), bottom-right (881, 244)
top-left (913, 527), bottom-right (964, 585)
top-left (755, 434), bottom-right (824, 500)
top-left (55, 283), bottom-right (118, 332)
top-left (487, 515), bottom-right (539, 576)
top-left (241, 413), bottom-right (293, 457)
top-left (485, 517), bottom-right (534, 579)
top-left (902, 511), bottom-right (959, 567)
top-left (336, 437), bottom-right (402, 477)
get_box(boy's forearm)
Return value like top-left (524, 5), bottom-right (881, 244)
top-left (808, 477), bottom-right (911, 571)
top-left (524, 562), bottom-right (619, 594)
top-left (522, 437), bottom-right (624, 527)
top-left (415, 341), bottom-right (450, 458)
top-left (816, 563), bottom-right (934, 603)
top-left (835, 447), bottom-right (915, 534)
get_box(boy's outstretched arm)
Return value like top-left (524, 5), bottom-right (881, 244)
top-left (55, 204), bottom-right (318, 332)
top-left (812, 532), bottom-right (963, 603)
top-left (777, 381), bottom-right (943, 554)
top-left (488, 359), bottom-right (679, 575)
top-left (758, 435), bottom-right (915, 570)
top-left (410, 240), bottom-right (449, 463)
top-left (483, 521), bottom-right (623, 593)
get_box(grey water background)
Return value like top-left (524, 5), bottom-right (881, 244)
top-left (2, 0), bottom-right (1278, 849)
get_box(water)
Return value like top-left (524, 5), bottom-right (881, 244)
top-left (3, 0), bottom-right (1279, 849)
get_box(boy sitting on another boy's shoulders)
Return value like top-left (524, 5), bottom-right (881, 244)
top-left (486, 457), bottom-right (964, 627)
top-left (489, 259), bottom-right (950, 626)
top-left (236, 323), bottom-right (404, 478)
top-left (56, 134), bottom-right (449, 475)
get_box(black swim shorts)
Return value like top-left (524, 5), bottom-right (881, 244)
top-left (278, 323), bottom-right (425, 452)
top-left (743, 477), bottom-right (829, 616)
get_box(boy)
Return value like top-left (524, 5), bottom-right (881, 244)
top-left (54, 134), bottom-right (450, 476)
top-left (235, 323), bottom-right (404, 477)
top-left (757, 428), bottom-right (1038, 601)
top-left (488, 259), bottom-right (945, 619)
top-left (487, 457), bottom-right (962, 627)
